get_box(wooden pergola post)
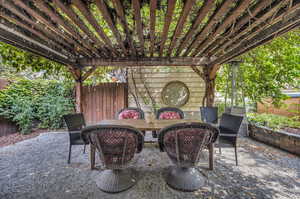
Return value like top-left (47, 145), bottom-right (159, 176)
top-left (201, 64), bottom-right (220, 107)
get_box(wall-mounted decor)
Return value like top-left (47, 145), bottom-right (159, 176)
top-left (161, 81), bottom-right (190, 107)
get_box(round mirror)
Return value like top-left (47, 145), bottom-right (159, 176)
top-left (161, 81), bottom-right (190, 107)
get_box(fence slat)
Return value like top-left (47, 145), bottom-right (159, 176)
top-left (82, 83), bottom-right (128, 124)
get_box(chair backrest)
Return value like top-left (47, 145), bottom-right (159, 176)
top-left (200, 107), bottom-right (218, 124)
top-left (116, 107), bottom-right (145, 119)
top-left (81, 125), bottom-right (144, 169)
top-left (156, 107), bottom-right (184, 120)
top-left (219, 113), bottom-right (244, 134)
top-left (158, 122), bottom-right (219, 167)
top-left (63, 113), bottom-right (86, 131)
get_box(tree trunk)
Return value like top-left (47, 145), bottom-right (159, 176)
top-left (202, 65), bottom-right (218, 107)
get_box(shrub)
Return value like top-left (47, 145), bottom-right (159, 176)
top-left (0, 78), bottom-right (75, 134)
top-left (248, 113), bottom-right (300, 130)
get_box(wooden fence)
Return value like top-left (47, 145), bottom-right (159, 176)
top-left (82, 83), bottom-right (128, 124)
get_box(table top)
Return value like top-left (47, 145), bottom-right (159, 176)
top-left (98, 119), bottom-right (203, 131)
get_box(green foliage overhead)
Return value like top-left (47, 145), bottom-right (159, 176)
top-left (216, 29), bottom-right (300, 106)
top-left (0, 79), bottom-right (75, 134)
top-left (248, 113), bottom-right (300, 130)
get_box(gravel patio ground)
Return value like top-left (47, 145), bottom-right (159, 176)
top-left (0, 132), bottom-right (299, 199)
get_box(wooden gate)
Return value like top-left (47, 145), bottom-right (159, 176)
top-left (82, 83), bottom-right (128, 124)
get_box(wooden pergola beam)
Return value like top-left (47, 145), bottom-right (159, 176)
top-left (112, 0), bottom-right (136, 56)
top-left (159, 0), bottom-right (176, 56)
top-left (13, 0), bottom-right (89, 57)
top-left (78, 57), bottom-right (210, 67)
top-left (175, 0), bottom-right (215, 56)
top-left (203, 0), bottom-right (273, 56)
top-left (0, 25), bottom-right (76, 66)
top-left (52, 0), bottom-right (106, 57)
top-left (192, 0), bottom-right (253, 57)
top-left (183, 0), bottom-right (233, 56)
top-left (210, 8), bottom-right (300, 66)
top-left (95, 0), bottom-right (128, 56)
top-left (72, 0), bottom-right (117, 56)
top-left (149, 0), bottom-right (157, 57)
top-left (211, 0), bottom-right (291, 57)
top-left (132, 0), bottom-right (145, 55)
top-left (167, 0), bottom-right (196, 56)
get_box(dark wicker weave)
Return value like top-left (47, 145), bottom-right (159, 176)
top-left (158, 122), bottom-right (219, 191)
top-left (217, 113), bottom-right (244, 166)
top-left (81, 125), bottom-right (144, 193)
top-left (116, 107), bottom-right (145, 119)
top-left (63, 113), bottom-right (88, 164)
top-left (200, 107), bottom-right (218, 124)
top-left (152, 107), bottom-right (184, 138)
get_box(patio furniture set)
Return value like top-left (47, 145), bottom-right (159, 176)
top-left (63, 107), bottom-right (244, 193)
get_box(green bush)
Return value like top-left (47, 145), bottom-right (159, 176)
top-left (0, 78), bottom-right (75, 134)
top-left (248, 113), bottom-right (300, 130)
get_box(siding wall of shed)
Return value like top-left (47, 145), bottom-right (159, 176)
top-left (128, 67), bottom-right (205, 119)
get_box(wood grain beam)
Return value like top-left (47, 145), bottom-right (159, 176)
top-left (183, 0), bottom-right (234, 56)
top-left (132, 0), bottom-right (145, 55)
top-left (79, 57), bottom-right (210, 67)
top-left (159, 0), bottom-right (176, 56)
top-left (149, 0), bottom-right (157, 57)
top-left (175, 0), bottom-right (215, 56)
top-left (210, 8), bottom-right (300, 66)
top-left (203, 0), bottom-right (273, 56)
top-left (167, 0), bottom-right (196, 56)
top-left (95, 0), bottom-right (127, 55)
top-left (13, 0), bottom-right (90, 57)
top-left (112, 0), bottom-right (136, 56)
top-left (0, 24), bottom-right (76, 66)
top-left (72, 0), bottom-right (118, 56)
top-left (0, 10), bottom-right (71, 58)
top-left (2, 1), bottom-right (75, 55)
top-left (191, 0), bottom-right (253, 57)
top-left (33, 0), bottom-right (101, 57)
top-left (52, 0), bottom-right (107, 57)
top-left (211, 0), bottom-right (291, 57)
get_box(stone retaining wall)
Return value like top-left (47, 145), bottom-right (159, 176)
top-left (249, 124), bottom-right (300, 156)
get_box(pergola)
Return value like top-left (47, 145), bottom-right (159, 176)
top-left (0, 0), bottom-right (300, 111)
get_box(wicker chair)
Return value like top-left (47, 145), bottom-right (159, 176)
top-left (152, 107), bottom-right (184, 138)
top-left (158, 122), bottom-right (219, 191)
top-left (217, 113), bottom-right (244, 166)
top-left (63, 113), bottom-right (88, 164)
top-left (81, 125), bottom-right (144, 193)
top-left (116, 107), bottom-right (145, 119)
top-left (200, 107), bottom-right (218, 124)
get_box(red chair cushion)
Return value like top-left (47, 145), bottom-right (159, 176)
top-left (159, 111), bottom-right (181, 120)
top-left (118, 110), bottom-right (140, 119)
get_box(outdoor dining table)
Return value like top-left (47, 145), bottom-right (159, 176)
top-left (89, 119), bottom-right (215, 170)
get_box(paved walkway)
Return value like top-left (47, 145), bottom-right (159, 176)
top-left (0, 132), bottom-right (299, 199)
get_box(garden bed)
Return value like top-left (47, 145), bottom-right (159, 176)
top-left (249, 123), bottom-right (300, 156)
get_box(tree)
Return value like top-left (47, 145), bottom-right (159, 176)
top-left (216, 28), bottom-right (300, 107)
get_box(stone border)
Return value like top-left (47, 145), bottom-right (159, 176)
top-left (249, 123), bottom-right (300, 156)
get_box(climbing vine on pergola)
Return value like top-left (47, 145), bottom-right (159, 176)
top-left (0, 0), bottom-right (299, 111)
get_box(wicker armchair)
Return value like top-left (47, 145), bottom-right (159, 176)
top-left (81, 125), bottom-right (144, 193)
top-left (63, 113), bottom-right (88, 164)
top-left (116, 107), bottom-right (145, 120)
top-left (200, 107), bottom-right (218, 124)
top-left (158, 122), bottom-right (219, 191)
top-left (152, 107), bottom-right (184, 138)
top-left (217, 113), bottom-right (244, 166)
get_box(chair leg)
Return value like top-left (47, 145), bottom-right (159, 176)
top-left (234, 146), bottom-right (238, 166)
top-left (219, 146), bottom-right (222, 154)
top-left (83, 144), bottom-right (86, 154)
top-left (68, 144), bottom-right (72, 164)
